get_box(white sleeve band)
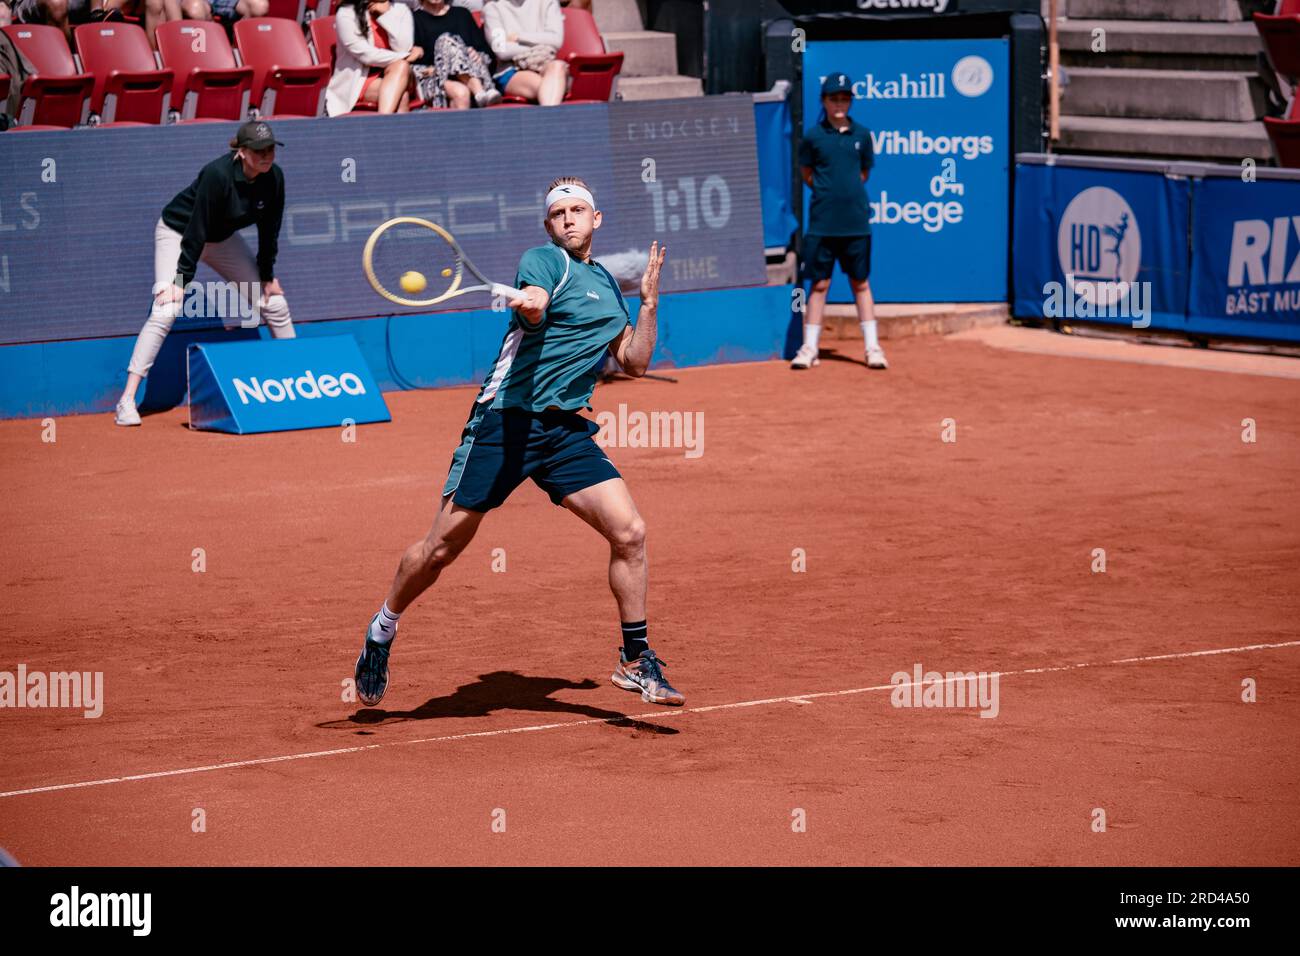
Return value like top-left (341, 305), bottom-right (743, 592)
top-left (545, 184), bottom-right (595, 211)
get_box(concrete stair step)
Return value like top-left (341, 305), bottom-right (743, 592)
top-left (822, 303), bottom-right (1009, 341)
top-left (592, 0), bottom-right (644, 34)
top-left (1058, 114), bottom-right (1271, 160)
top-left (602, 30), bottom-right (680, 77)
top-left (1064, 0), bottom-right (1241, 21)
top-left (1063, 66), bottom-right (1265, 121)
top-left (1058, 19), bottom-right (1261, 57)
top-left (615, 75), bottom-right (705, 100)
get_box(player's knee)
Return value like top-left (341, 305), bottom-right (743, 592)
top-left (610, 517), bottom-right (646, 555)
top-left (811, 279), bottom-right (831, 293)
top-left (424, 537), bottom-right (465, 571)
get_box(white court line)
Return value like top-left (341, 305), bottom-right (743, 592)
top-left (2, 639), bottom-right (1298, 800)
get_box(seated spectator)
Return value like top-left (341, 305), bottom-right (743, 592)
top-left (0, 24), bottom-right (34, 129)
top-left (483, 0), bottom-right (567, 106)
top-left (179, 0), bottom-right (271, 28)
top-left (327, 0), bottom-right (422, 116)
top-left (411, 0), bottom-right (500, 109)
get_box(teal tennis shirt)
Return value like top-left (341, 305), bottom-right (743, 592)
top-left (477, 242), bottom-right (631, 412)
top-left (799, 115), bottom-right (874, 237)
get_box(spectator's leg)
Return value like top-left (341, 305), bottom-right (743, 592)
top-left (504, 69), bottom-right (541, 103)
top-left (377, 58), bottom-right (411, 114)
top-left (0, 2), bottom-right (14, 28)
top-left (142, 0), bottom-right (166, 47)
top-left (234, 0), bottom-right (266, 15)
top-left (40, 0), bottom-right (73, 43)
top-left (181, 0), bottom-right (210, 19)
top-left (537, 57), bottom-right (568, 106)
top-left (443, 78), bottom-right (469, 109)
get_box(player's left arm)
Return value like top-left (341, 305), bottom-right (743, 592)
top-left (611, 240), bottom-right (665, 377)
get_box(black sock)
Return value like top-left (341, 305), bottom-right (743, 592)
top-left (621, 620), bottom-right (649, 661)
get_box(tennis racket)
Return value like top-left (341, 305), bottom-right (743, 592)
top-left (362, 216), bottom-right (524, 308)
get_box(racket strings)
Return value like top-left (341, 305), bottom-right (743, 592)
top-left (369, 222), bottom-right (461, 304)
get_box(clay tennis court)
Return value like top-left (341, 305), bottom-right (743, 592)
top-left (1, 327), bottom-right (1298, 866)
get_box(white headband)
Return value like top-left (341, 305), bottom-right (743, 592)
top-left (545, 184), bottom-right (595, 212)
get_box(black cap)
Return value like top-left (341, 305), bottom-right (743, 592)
top-left (231, 120), bottom-right (283, 150)
top-left (821, 73), bottom-right (852, 96)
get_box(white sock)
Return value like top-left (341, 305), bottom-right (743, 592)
top-left (862, 320), bottom-right (880, 352)
top-left (803, 323), bottom-right (822, 350)
top-left (370, 603), bottom-right (401, 644)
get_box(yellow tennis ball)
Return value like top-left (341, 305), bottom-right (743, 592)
top-left (400, 270), bottom-right (427, 294)
top-left (441, 268), bottom-right (453, 278)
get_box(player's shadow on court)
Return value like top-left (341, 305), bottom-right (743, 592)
top-left (316, 671), bottom-right (679, 735)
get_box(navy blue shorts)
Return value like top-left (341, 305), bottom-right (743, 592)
top-left (802, 234), bottom-right (871, 283)
top-left (441, 403), bottom-right (621, 512)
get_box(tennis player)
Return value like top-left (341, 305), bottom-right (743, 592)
top-left (353, 176), bottom-right (684, 708)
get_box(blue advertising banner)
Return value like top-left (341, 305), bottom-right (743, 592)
top-left (0, 98), bottom-right (765, 346)
top-left (1188, 177), bottom-right (1300, 342)
top-left (1012, 163), bottom-right (1189, 331)
top-left (755, 97), bottom-right (798, 250)
top-left (187, 335), bottom-right (390, 434)
top-left (802, 38), bottom-right (1009, 302)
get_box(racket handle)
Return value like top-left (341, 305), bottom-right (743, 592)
top-left (491, 283), bottom-right (524, 301)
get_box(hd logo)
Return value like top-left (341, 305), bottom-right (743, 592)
top-left (1057, 186), bottom-right (1142, 308)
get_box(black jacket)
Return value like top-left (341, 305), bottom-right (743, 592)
top-left (161, 153), bottom-right (285, 287)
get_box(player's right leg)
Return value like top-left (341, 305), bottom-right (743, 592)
top-left (354, 496), bottom-right (485, 707)
top-left (353, 402), bottom-right (528, 707)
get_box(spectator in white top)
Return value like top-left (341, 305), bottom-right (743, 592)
top-left (327, 0), bottom-right (423, 116)
top-left (483, 0), bottom-right (567, 106)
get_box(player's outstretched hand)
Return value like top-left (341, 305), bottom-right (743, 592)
top-left (509, 287), bottom-right (547, 326)
top-left (641, 240), bottom-right (666, 305)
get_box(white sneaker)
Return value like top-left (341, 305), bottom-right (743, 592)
top-left (866, 346), bottom-right (889, 370)
top-left (790, 343), bottom-right (820, 369)
top-left (115, 397), bottom-right (141, 426)
top-left (475, 87), bottom-right (503, 108)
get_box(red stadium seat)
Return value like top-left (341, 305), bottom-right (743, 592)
top-left (233, 16), bottom-right (330, 118)
top-left (557, 9), bottom-right (622, 104)
top-left (1253, 0), bottom-right (1300, 83)
top-left (307, 14), bottom-right (426, 112)
top-left (1, 24), bottom-right (94, 128)
top-left (156, 21), bottom-right (254, 121)
top-left (1264, 95), bottom-right (1300, 168)
top-left (73, 22), bottom-right (173, 125)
